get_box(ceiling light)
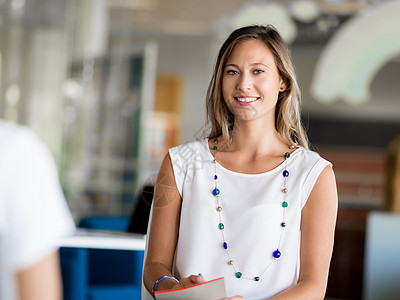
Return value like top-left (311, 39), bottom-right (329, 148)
top-left (108, 0), bottom-right (158, 11)
top-left (11, 0), bottom-right (25, 10)
top-left (289, 0), bottom-right (321, 23)
top-left (215, 1), bottom-right (297, 44)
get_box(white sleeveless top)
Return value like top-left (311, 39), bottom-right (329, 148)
top-left (142, 139), bottom-right (331, 300)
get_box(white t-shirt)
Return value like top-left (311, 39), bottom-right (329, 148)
top-left (142, 139), bottom-right (331, 300)
top-left (0, 121), bottom-right (75, 300)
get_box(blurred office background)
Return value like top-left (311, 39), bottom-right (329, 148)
top-left (1, 0), bottom-right (400, 299)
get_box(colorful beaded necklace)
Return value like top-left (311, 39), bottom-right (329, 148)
top-left (211, 138), bottom-right (294, 281)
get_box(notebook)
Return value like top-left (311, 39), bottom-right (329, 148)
top-left (154, 277), bottom-right (226, 300)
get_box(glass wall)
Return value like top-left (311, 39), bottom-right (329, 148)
top-left (0, 0), bottom-right (158, 219)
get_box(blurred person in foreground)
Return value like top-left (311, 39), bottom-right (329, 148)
top-left (0, 120), bottom-right (75, 300)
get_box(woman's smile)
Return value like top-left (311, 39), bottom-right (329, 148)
top-left (235, 96), bottom-right (260, 105)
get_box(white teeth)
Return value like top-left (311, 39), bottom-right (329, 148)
top-left (236, 97), bottom-right (258, 103)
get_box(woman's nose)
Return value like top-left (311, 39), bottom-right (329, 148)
top-left (236, 73), bottom-right (252, 91)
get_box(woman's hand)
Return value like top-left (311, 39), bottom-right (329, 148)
top-left (166, 274), bottom-right (206, 291)
top-left (153, 274), bottom-right (205, 296)
top-left (178, 274), bottom-right (206, 288)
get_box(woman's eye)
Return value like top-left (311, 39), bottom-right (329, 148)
top-left (226, 70), bottom-right (238, 75)
top-left (254, 69), bottom-right (264, 74)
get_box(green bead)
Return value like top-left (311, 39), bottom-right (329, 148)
top-left (282, 201), bottom-right (288, 208)
top-left (218, 223), bottom-right (224, 230)
top-left (284, 152), bottom-right (290, 158)
top-left (235, 272), bottom-right (242, 278)
top-left (213, 146), bottom-right (218, 150)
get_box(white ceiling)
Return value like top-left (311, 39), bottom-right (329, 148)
top-left (0, 0), bottom-right (385, 43)
top-left (107, 0), bottom-right (371, 37)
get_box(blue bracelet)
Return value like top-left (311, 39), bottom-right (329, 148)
top-left (152, 275), bottom-right (179, 299)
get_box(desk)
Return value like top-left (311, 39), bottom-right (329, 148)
top-left (60, 229), bottom-right (146, 250)
top-left (59, 229), bottom-right (145, 300)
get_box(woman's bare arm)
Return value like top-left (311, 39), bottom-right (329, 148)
top-left (143, 153), bottom-right (204, 295)
top-left (267, 165), bottom-right (338, 300)
top-left (16, 251), bottom-right (63, 300)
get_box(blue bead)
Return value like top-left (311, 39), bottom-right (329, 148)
top-left (214, 175), bottom-right (218, 180)
top-left (213, 146), bottom-right (218, 150)
top-left (223, 242), bottom-right (228, 249)
top-left (212, 188), bottom-right (220, 196)
top-left (283, 170), bottom-right (289, 177)
top-left (254, 277), bottom-right (260, 281)
top-left (281, 222), bottom-right (286, 227)
top-left (272, 249), bottom-right (281, 259)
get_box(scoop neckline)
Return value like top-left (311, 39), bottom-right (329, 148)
top-left (204, 138), bottom-right (301, 177)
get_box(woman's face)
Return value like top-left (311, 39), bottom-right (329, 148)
top-left (222, 39), bottom-right (286, 122)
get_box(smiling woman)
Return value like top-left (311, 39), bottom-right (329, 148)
top-left (142, 25), bottom-right (337, 300)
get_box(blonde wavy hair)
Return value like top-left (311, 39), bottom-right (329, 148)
top-left (206, 25), bottom-right (309, 150)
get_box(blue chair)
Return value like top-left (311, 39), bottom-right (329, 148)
top-left (60, 247), bottom-right (88, 300)
top-left (60, 216), bottom-right (144, 300)
top-left (79, 216), bottom-right (130, 232)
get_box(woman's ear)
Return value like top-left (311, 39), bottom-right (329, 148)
top-left (279, 79), bottom-right (287, 92)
